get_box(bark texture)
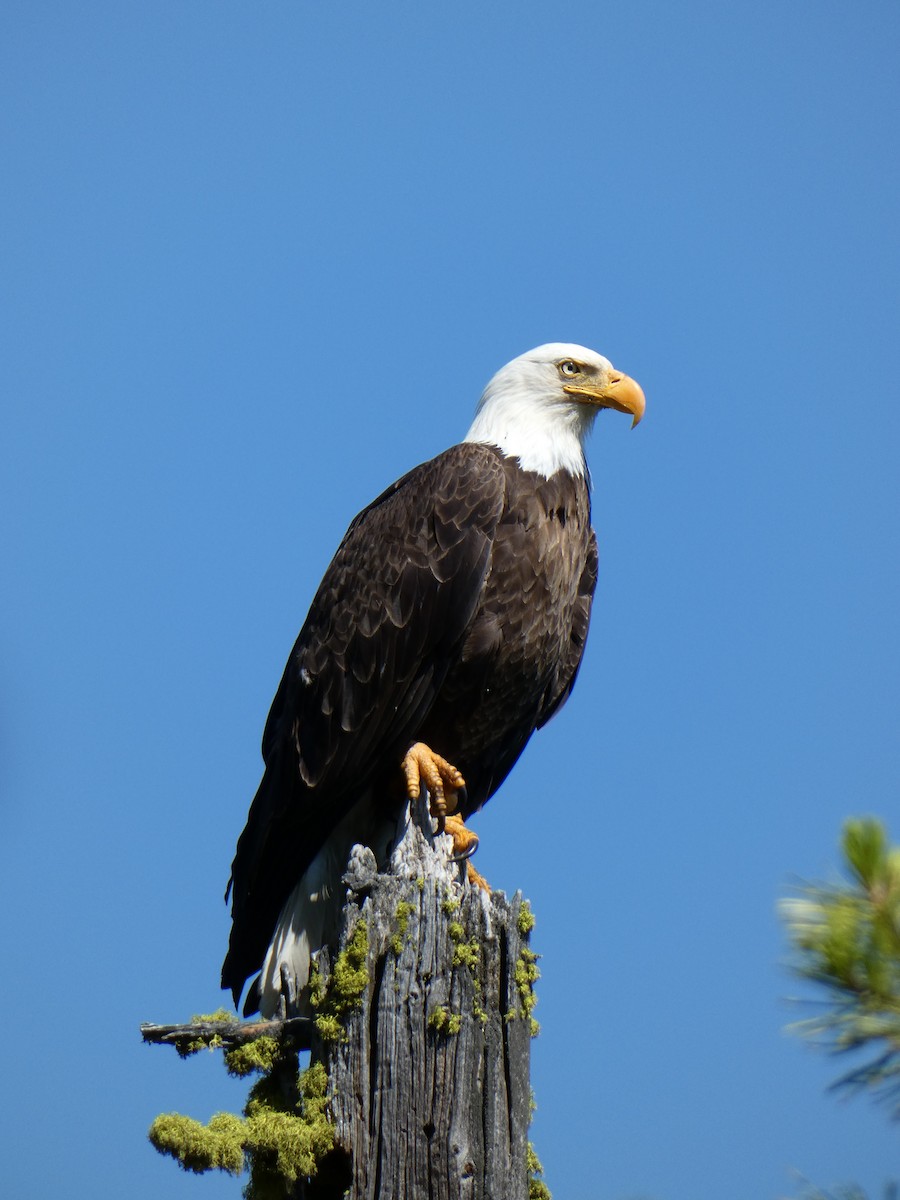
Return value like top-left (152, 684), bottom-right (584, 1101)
top-left (299, 799), bottom-right (534, 1200)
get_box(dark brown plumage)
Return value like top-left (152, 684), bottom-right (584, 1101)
top-left (222, 444), bottom-right (596, 1007)
top-left (221, 342), bottom-right (644, 1015)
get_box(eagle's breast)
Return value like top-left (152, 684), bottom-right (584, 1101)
top-left (421, 452), bottom-right (596, 811)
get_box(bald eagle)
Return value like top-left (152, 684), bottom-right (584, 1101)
top-left (222, 343), bottom-right (644, 1016)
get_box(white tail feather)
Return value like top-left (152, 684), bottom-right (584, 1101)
top-left (257, 797), bottom-right (395, 1018)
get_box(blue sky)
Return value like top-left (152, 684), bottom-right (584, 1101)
top-left (2, 2), bottom-right (899, 1197)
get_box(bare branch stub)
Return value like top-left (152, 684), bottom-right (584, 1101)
top-left (140, 1015), bottom-right (313, 1053)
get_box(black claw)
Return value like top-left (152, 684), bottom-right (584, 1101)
top-left (450, 832), bottom-right (479, 863)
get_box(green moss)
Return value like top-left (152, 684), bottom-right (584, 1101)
top-left (190, 1008), bottom-right (235, 1023)
top-left (416, 875), bottom-right (425, 891)
top-left (244, 1062), bottom-right (333, 1187)
top-left (150, 1052), bottom-right (334, 1192)
top-left (177, 1035), bottom-right (221, 1058)
top-left (307, 960), bottom-right (325, 1008)
top-left (332, 919), bottom-right (369, 1004)
top-left (149, 1111), bottom-right (245, 1174)
top-left (428, 1005), bottom-right (449, 1032)
top-left (312, 918), bottom-right (369, 1042)
top-left (526, 1141), bottom-right (551, 1200)
top-left (452, 936), bottom-right (480, 970)
top-left (391, 900), bottom-right (415, 955)
top-left (224, 1036), bottom-right (279, 1078)
top-left (313, 1014), bottom-right (344, 1042)
top-left (427, 1005), bottom-right (461, 1036)
top-left (517, 902), bottom-right (536, 936)
top-left (506, 945), bottom-right (541, 1035)
top-left (441, 892), bottom-right (460, 915)
top-left (175, 1008), bottom-right (237, 1058)
top-left (447, 916), bottom-right (480, 971)
top-left (527, 1078), bottom-right (550, 1198)
top-left (515, 947), bottom-right (540, 1015)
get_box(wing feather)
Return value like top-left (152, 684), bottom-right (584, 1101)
top-left (537, 528), bottom-right (598, 726)
top-left (222, 444), bottom-right (508, 998)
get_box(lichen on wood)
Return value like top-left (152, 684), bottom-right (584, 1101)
top-left (148, 1047), bottom-right (334, 1194)
top-left (297, 794), bottom-right (536, 1200)
top-left (310, 918), bottom-right (370, 1043)
top-left (144, 794), bottom-right (545, 1199)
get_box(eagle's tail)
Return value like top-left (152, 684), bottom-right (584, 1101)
top-left (232, 791), bottom-right (397, 1018)
top-left (253, 826), bottom-right (353, 1017)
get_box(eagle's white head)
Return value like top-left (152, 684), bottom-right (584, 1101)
top-left (464, 342), bottom-right (645, 479)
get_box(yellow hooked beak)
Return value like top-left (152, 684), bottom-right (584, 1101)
top-left (564, 369), bottom-right (646, 428)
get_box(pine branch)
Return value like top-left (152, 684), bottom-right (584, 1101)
top-left (781, 816), bottom-right (900, 1118)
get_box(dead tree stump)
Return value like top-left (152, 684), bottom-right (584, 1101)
top-left (299, 798), bottom-right (535, 1200)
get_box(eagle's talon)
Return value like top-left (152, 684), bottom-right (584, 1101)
top-left (449, 830), bottom-right (479, 863)
top-left (401, 743), bottom-right (466, 833)
top-left (444, 813), bottom-right (477, 849)
top-left (443, 814), bottom-right (489, 890)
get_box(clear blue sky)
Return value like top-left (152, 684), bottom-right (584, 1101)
top-left (2, 2), bottom-right (898, 1197)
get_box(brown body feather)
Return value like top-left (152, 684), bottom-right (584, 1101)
top-left (222, 443), bottom-right (597, 1007)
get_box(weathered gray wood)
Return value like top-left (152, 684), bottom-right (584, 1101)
top-left (297, 798), bottom-right (534, 1200)
top-left (140, 795), bottom-right (536, 1198)
top-left (140, 1016), bottom-right (313, 1052)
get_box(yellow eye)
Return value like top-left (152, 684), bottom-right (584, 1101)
top-left (559, 360), bottom-right (579, 377)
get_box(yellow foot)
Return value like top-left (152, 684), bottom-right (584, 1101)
top-left (445, 814), bottom-right (490, 893)
top-left (401, 742), bottom-right (466, 833)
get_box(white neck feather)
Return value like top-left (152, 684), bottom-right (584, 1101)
top-left (463, 346), bottom-right (604, 478)
top-left (464, 395), bottom-right (593, 478)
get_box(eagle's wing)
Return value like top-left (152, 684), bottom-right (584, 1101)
top-left (264, 443), bottom-right (508, 792)
top-left (222, 444), bottom-right (507, 997)
top-left (537, 528), bottom-right (598, 727)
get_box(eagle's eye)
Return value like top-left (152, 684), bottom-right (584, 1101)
top-left (559, 360), bottom-right (580, 378)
